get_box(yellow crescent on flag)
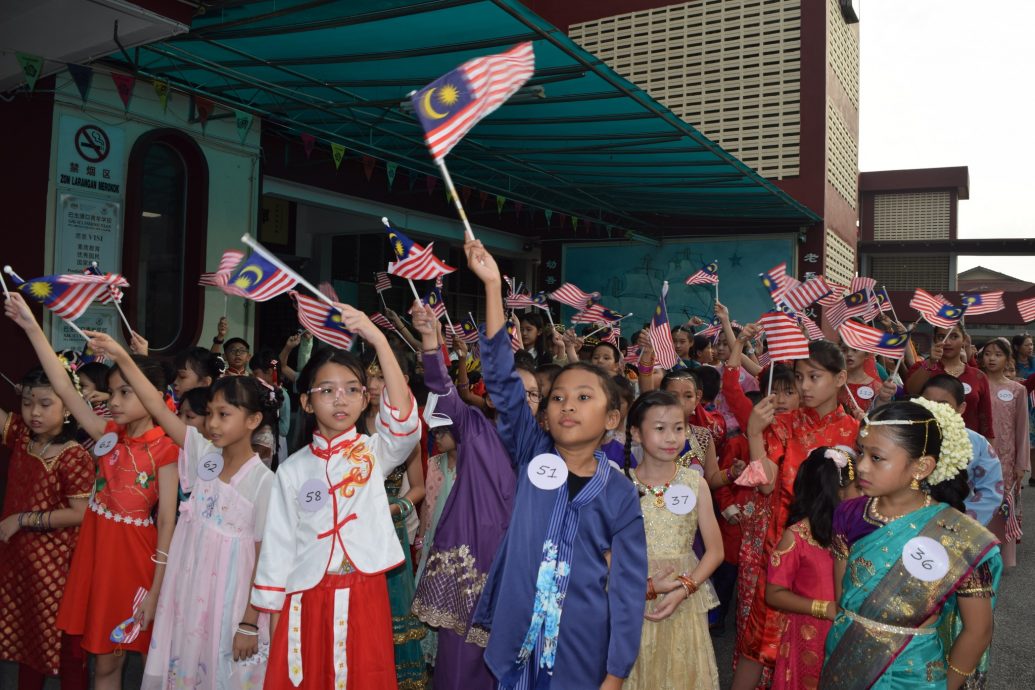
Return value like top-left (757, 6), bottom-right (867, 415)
top-left (234, 265), bottom-right (264, 289)
top-left (421, 88), bottom-right (448, 120)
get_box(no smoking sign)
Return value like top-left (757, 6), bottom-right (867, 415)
top-left (75, 125), bottom-right (110, 163)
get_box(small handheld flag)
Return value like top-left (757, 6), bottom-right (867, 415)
top-left (374, 271), bottom-right (392, 294)
top-left (291, 292), bottom-right (354, 350)
top-left (910, 289), bottom-right (964, 328)
top-left (1018, 296), bottom-right (1035, 323)
top-left (459, 315), bottom-right (480, 344)
top-left (220, 252), bottom-right (297, 302)
top-left (685, 261), bottom-right (719, 286)
top-left (840, 320), bottom-right (909, 359)
top-left (959, 291), bottom-right (1005, 316)
top-left (506, 320), bottom-right (523, 353)
top-left (12, 272), bottom-right (117, 322)
top-left (648, 281), bottom-right (678, 369)
top-left (423, 286), bottom-right (446, 319)
top-left (826, 289), bottom-right (877, 328)
top-left (758, 311), bottom-right (810, 361)
top-left (782, 276), bottom-right (833, 313)
top-left (371, 313), bottom-right (398, 333)
top-left (383, 219), bottom-right (456, 281)
top-left (411, 42), bottom-right (535, 162)
top-left (571, 303), bottom-right (623, 325)
top-left (549, 283), bottom-right (600, 311)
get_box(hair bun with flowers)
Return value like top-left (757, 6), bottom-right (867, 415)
top-left (908, 398), bottom-right (971, 485)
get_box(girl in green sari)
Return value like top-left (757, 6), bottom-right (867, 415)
top-left (822, 399), bottom-right (1001, 690)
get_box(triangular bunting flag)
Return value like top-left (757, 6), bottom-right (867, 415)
top-left (67, 64), bottom-right (93, 104)
top-left (153, 79), bottom-right (169, 112)
top-left (571, 216), bottom-right (579, 231)
top-left (234, 110), bottom-right (253, 144)
top-left (300, 133), bottom-right (316, 159)
top-left (479, 190), bottom-right (489, 207)
top-left (195, 96), bottom-right (214, 127)
top-left (514, 200), bottom-right (524, 217)
top-left (111, 73), bottom-right (135, 110)
top-left (331, 143), bottom-right (346, 169)
top-left (544, 209), bottom-right (554, 225)
top-left (362, 155), bottom-right (376, 181)
top-left (461, 186), bottom-right (472, 204)
top-left (496, 195), bottom-right (506, 215)
top-left (16, 53), bottom-right (44, 92)
top-left (425, 175), bottom-right (438, 195)
top-left (386, 162), bottom-right (398, 187)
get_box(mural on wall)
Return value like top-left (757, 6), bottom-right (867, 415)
top-left (561, 236), bottom-right (795, 331)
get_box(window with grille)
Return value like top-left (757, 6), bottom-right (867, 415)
top-left (872, 192), bottom-right (951, 241)
top-left (870, 255), bottom-right (950, 292)
top-left (824, 228), bottom-right (856, 285)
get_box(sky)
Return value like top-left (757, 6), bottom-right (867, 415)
top-left (858, 0), bottom-right (1035, 279)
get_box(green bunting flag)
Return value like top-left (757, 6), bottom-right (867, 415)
top-left (331, 143), bottom-right (346, 169)
top-left (16, 53), bottom-right (44, 92)
top-left (234, 110), bottom-right (253, 144)
top-left (153, 79), bottom-right (169, 112)
top-left (496, 195), bottom-right (506, 215)
top-left (386, 162), bottom-right (398, 188)
top-left (544, 209), bottom-right (554, 225)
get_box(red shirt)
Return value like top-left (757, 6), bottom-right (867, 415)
top-left (908, 362), bottom-right (994, 438)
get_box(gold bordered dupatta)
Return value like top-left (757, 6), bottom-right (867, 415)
top-left (821, 503), bottom-right (998, 689)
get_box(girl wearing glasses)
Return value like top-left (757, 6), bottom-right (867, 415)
top-left (251, 305), bottom-right (420, 690)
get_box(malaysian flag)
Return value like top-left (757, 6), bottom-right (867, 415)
top-left (818, 280), bottom-right (848, 307)
top-left (685, 260), bottom-right (719, 286)
top-left (198, 250), bottom-right (246, 288)
top-left (13, 273), bottom-right (118, 321)
top-left (796, 312), bottom-right (825, 341)
top-left (459, 315), bottom-right (480, 344)
top-left (531, 291), bottom-right (550, 309)
top-left (783, 276), bottom-right (833, 313)
top-left (759, 262), bottom-right (798, 305)
top-left (850, 276), bottom-right (877, 294)
top-left (371, 312), bottom-right (398, 333)
top-left (571, 303), bottom-right (623, 324)
top-left (506, 320), bottom-right (523, 352)
top-left (412, 42), bottom-right (535, 161)
top-left (840, 320), bottom-right (909, 359)
top-left (697, 318), bottom-right (723, 341)
top-left (758, 311), bottom-right (810, 361)
top-left (601, 325), bottom-right (621, 347)
top-left (624, 345), bottom-right (642, 364)
top-left (219, 253), bottom-right (298, 302)
top-left (384, 222), bottom-right (456, 281)
top-left (549, 283), bottom-right (600, 310)
top-left (874, 286), bottom-right (893, 314)
top-left (910, 289), bottom-right (964, 328)
top-left (374, 271), bottom-right (392, 293)
top-left (648, 281), bottom-right (679, 369)
top-left (756, 351), bottom-right (772, 369)
top-left (1018, 296), bottom-right (1035, 323)
top-left (826, 289), bottom-right (877, 328)
top-left (960, 291), bottom-right (1005, 316)
top-left (291, 292), bottom-right (354, 350)
top-left (83, 264), bottom-right (124, 304)
top-left (505, 292), bottom-right (535, 309)
top-left (423, 285), bottom-right (446, 319)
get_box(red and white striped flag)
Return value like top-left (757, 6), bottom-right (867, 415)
top-left (783, 276), bottom-right (832, 313)
top-left (758, 311), bottom-right (810, 361)
top-left (15, 273), bottom-right (118, 322)
top-left (506, 320), bottom-right (523, 352)
top-left (910, 289), bottom-right (964, 328)
top-left (505, 292), bottom-right (535, 309)
top-left (796, 312), bottom-right (825, 341)
top-left (371, 312), bottom-right (397, 333)
top-left (549, 283), bottom-right (600, 310)
top-left (601, 326), bottom-right (621, 347)
top-left (960, 291), bottom-right (1005, 316)
top-left (756, 351), bottom-right (772, 369)
top-left (411, 42), bottom-right (535, 160)
top-left (374, 271), bottom-right (392, 293)
top-left (291, 292), bottom-right (354, 350)
top-left (850, 276), bottom-right (877, 294)
top-left (624, 345), bottom-right (641, 364)
top-left (818, 279), bottom-right (848, 306)
top-left (198, 250), bottom-right (245, 287)
top-left (648, 282), bottom-right (678, 369)
top-left (1018, 296), bottom-right (1035, 323)
top-left (840, 320), bottom-right (909, 359)
top-left (571, 304), bottom-right (623, 324)
top-left (685, 260), bottom-right (719, 286)
top-left (385, 224), bottom-right (456, 281)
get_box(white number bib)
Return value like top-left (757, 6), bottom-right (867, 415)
top-left (197, 453), bottom-right (224, 481)
top-left (901, 536), bottom-right (950, 582)
top-left (997, 389), bottom-right (1014, 402)
top-left (298, 479), bottom-right (329, 512)
top-left (527, 453), bottom-right (568, 491)
top-left (665, 484), bottom-right (697, 515)
top-left (857, 385), bottom-right (875, 400)
top-left (962, 382), bottom-right (973, 395)
top-left (93, 432), bottom-right (119, 457)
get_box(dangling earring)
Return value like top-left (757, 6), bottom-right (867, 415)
top-left (910, 476), bottom-right (921, 491)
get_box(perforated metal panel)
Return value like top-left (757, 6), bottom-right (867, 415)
top-left (870, 255), bottom-right (951, 292)
top-left (570, 0), bottom-right (802, 179)
top-left (872, 192), bottom-right (951, 241)
top-left (824, 228), bottom-right (856, 285)
top-left (826, 99), bottom-right (858, 208)
top-left (827, 0), bottom-right (859, 107)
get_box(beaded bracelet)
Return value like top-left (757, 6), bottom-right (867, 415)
top-left (947, 661), bottom-right (974, 677)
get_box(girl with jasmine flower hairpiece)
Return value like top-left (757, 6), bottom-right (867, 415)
top-left (822, 398), bottom-right (1002, 690)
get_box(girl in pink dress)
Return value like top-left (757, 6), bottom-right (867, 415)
top-left (766, 445), bottom-right (854, 690)
top-left (86, 333), bottom-right (278, 689)
top-left (980, 337), bottom-right (1030, 567)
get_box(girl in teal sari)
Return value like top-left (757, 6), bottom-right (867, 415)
top-left (822, 399), bottom-right (1001, 690)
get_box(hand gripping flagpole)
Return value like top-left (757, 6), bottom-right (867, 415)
top-left (4, 265), bottom-right (90, 341)
top-left (435, 159), bottom-right (476, 242)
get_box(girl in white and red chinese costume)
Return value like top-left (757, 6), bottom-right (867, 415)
top-left (251, 304), bottom-right (420, 690)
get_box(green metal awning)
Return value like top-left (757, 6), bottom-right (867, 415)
top-left (105, 0), bottom-right (819, 231)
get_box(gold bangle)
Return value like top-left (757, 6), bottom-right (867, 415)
top-left (947, 661), bottom-right (974, 677)
top-left (811, 599), bottom-right (829, 620)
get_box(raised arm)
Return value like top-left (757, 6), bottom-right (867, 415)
top-left (85, 331), bottom-right (187, 446)
top-left (278, 332), bottom-right (302, 384)
top-left (4, 293), bottom-right (105, 439)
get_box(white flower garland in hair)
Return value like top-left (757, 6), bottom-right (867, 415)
top-left (909, 398), bottom-right (972, 485)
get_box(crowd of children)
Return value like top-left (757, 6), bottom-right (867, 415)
top-left (0, 241), bottom-right (1030, 690)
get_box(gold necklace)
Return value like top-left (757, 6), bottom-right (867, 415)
top-left (30, 437), bottom-right (55, 458)
top-left (869, 494), bottom-right (931, 523)
top-left (633, 467), bottom-right (677, 508)
top-left (943, 360), bottom-right (965, 377)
